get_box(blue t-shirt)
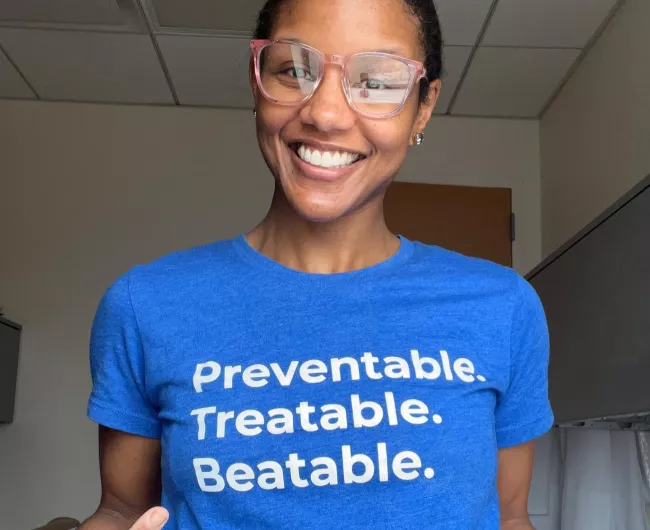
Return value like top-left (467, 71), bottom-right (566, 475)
top-left (88, 236), bottom-right (553, 530)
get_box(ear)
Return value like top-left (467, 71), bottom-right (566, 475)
top-left (411, 79), bottom-right (442, 143)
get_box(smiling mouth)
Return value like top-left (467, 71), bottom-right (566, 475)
top-left (290, 143), bottom-right (367, 169)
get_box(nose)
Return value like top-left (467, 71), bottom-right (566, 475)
top-left (299, 66), bottom-right (357, 133)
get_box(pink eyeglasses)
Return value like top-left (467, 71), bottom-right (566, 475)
top-left (250, 39), bottom-right (427, 119)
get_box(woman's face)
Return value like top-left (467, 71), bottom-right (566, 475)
top-left (252, 0), bottom-right (440, 222)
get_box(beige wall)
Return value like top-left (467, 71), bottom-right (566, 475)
top-left (0, 100), bottom-right (541, 529)
top-left (540, 0), bottom-right (650, 255)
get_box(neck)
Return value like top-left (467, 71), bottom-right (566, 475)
top-left (246, 187), bottom-right (400, 274)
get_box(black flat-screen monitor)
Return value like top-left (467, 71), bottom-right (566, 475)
top-left (0, 316), bottom-right (21, 423)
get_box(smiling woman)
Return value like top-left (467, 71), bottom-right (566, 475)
top-left (249, 0), bottom-right (441, 227)
top-left (81, 1), bottom-right (552, 530)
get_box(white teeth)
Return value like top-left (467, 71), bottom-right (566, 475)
top-left (296, 144), bottom-right (361, 169)
top-left (298, 144), bottom-right (311, 164)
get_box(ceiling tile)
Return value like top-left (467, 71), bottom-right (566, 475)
top-left (157, 35), bottom-right (252, 108)
top-left (435, 0), bottom-right (494, 46)
top-left (483, 0), bottom-right (618, 48)
top-left (435, 46), bottom-right (472, 114)
top-left (0, 29), bottom-right (174, 104)
top-left (0, 0), bottom-right (144, 31)
top-left (151, 0), bottom-right (263, 33)
top-left (0, 48), bottom-right (35, 99)
top-left (452, 47), bottom-right (580, 118)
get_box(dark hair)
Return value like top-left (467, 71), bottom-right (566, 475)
top-left (254, 0), bottom-right (443, 104)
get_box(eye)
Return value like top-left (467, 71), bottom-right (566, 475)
top-left (286, 66), bottom-right (315, 81)
top-left (363, 78), bottom-right (387, 90)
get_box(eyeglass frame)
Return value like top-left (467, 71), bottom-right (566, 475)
top-left (250, 39), bottom-right (428, 119)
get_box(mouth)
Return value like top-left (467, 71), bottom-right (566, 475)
top-left (289, 142), bottom-right (367, 170)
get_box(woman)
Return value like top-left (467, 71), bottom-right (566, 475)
top-left (82, 0), bottom-right (553, 529)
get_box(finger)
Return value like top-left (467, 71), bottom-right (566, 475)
top-left (130, 507), bottom-right (169, 530)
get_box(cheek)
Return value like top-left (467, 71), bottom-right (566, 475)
top-left (257, 114), bottom-right (283, 147)
top-left (257, 104), bottom-right (295, 148)
top-left (364, 117), bottom-right (413, 157)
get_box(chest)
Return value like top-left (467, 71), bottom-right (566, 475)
top-left (140, 292), bottom-right (510, 498)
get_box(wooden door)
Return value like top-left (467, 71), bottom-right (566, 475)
top-left (384, 182), bottom-right (513, 267)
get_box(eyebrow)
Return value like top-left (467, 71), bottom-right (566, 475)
top-left (277, 38), bottom-right (407, 56)
top-left (375, 48), bottom-right (404, 55)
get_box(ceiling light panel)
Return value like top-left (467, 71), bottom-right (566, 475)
top-left (149, 0), bottom-right (494, 47)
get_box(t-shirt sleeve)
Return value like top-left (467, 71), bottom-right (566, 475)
top-left (87, 271), bottom-right (161, 439)
top-left (495, 275), bottom-right (554, 448)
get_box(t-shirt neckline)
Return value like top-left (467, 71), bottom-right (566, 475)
top-left (231, 233), bottom-right (414, 281)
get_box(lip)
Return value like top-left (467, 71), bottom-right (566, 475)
top-left (290, 145), bottom-right (366, 182)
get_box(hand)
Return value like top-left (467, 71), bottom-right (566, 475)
top-left (130, 507), bottom-right (169, 530)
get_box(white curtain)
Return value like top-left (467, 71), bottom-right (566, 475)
top-left (637, 432), bottom-right (650, 524)
top-left (528, 429), bottom-right (650, 530)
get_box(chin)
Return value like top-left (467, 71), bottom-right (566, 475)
top-left (277, 170), bottom-right (387, 224)
top-left (288, 195), bottom-right (355, 223)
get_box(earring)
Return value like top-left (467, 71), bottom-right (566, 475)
top-left (253, 109), bottom-right (257, 118)
top-left (413, 132), bottom-right (424, 146)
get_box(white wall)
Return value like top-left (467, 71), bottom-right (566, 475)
top-left (540, 0), bottom-right (650, 255)
top-left (0, 100), bottom-right (541, 529)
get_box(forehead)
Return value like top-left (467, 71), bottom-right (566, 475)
top-left (271, 0), bottom-right (422, 59)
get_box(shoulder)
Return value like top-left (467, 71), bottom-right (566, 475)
top-left (409, 241), bottom-right (524, 289)
top-left (138, 237), bottom-right (237, 276)
top-left (404, 240), bottom-right (543, 317)
top-left (105, 238), bottom-right (240, 300)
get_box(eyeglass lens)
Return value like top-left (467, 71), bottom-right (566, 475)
top-left (259, 43), bottom-right (414, 116)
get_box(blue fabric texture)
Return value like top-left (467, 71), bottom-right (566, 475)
top-left (88, 235), bottom-right (553, 529)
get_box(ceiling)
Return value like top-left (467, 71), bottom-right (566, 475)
top-left (0, 0), bottom-right (622, 118)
